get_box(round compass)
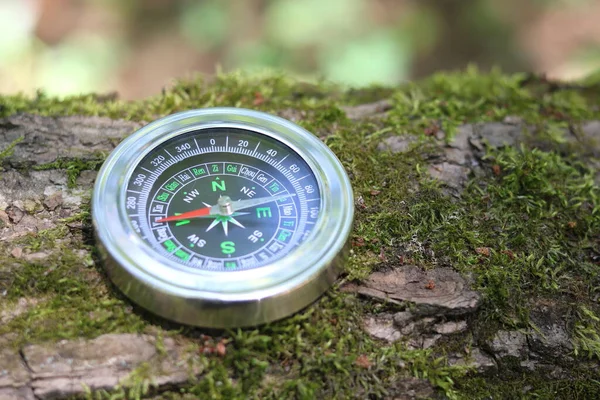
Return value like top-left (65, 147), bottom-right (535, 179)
top-left (92, 108), bottom-right (354, 328)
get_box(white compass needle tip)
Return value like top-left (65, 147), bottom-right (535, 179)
top-left (229, 193), bottom-right (296, 213)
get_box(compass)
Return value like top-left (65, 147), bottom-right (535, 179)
top-left (92, 108), bottom-right (354, 328)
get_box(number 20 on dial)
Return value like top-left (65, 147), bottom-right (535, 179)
top-left (92, 108), bottom-right (353, 328)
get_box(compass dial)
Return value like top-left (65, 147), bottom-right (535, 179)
top-left (126, 128), bottom-right (320, 271)
top-left (92, 108), bottom-right (353, 327)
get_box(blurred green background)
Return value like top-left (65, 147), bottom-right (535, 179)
top-left (1, 0), bottom-right (599, 99)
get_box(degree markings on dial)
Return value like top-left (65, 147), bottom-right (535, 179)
top-left (276, 154), bottom-right (289, 166)
top-left (150, 223), bottom-right (168, 232)
top-left (130, 135), bottom-right (320, 262)
top-left (242, 148), bottom-right (299, 187)
top-left (137, 141), bottom-right (305, 188)
top-left (296, 174), bottom-right (311, 182)
top-left (179, 151), bottom-right (193, 162)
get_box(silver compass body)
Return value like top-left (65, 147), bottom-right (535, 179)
top-left (92, 108), bottom-right (353, 328)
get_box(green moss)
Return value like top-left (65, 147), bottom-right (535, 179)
top-left (0, 247), bottom-right (147, 348)
top-left (0, 73), bottom-right (340, 122)
top-left (574, 306), bottom-right (600, 359)
top-left (161, 292), bottom-right (466, 400)
top-left (0, 202), bottom-right (146, 348)
top-left (32, 158), bottom-right (105, 188)
top-left (85, 362), bottom-right (171, 400)
top-left (342, 85), bottom-right (396, 105)
top-left (0, 136), bottom-right (23, 161)
top-left (457, 373), bottom-right (600, 399)
top-left (0, 136), bottom-right (24, 180)
top-left (360, 143), bottom-right (598, 328)
top-left (1, 69), bottom-right (600, 398)
top-left (385, 66), bottom-right (600, 139)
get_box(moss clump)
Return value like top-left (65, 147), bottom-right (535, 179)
top-left (386, 67), bottom-right (600, 139)
top-left (0, 136), bottom-right (23, 161)
top-left (32, 158), bottom-right (105, 188)
top-left (574, 306), bottom-right (600, 359)
top-left (392, 144), bottom-right (600, 325)
top-left (457, 373), bottom-right (600, 399)
top-left (158, 292), bottom-right (465, 399)
top-left (1, 69), bottom-right (600, 398)
top-left (0, 73), bottom-right (338, 122)
top-left (0, 247), bottom-right (147, 348)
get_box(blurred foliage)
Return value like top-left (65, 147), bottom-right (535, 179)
top-left (0, 0), bottom-right (599, 98)
top-left (181, 1), bottom-right (228, 51)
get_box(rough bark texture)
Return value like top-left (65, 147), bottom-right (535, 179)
top-left (1, 74), bottom-right (599, 399)
top-left (1, 333), bottom-right (201, 400)
top-left (0, 114), bottom-right (141, 168)
top-left (343, 266), bottom-right (482, 316)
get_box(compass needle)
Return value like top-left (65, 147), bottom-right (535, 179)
top-left (229, 217), bottom-right (245, 229)
top-left (205, 218), bottom-right (220, 233)
top-left (92, 108), bottom-right (353, 328)
top-left (222, 220), bottom-right (228, 236)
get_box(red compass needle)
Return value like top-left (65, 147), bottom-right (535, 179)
top-left (156, 207), bottom-right (210, 222)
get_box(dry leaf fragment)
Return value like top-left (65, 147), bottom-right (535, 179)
top-left (352, 237), bottom-right (366, 247)
top-left (11, 247), bottom-right (23, 258)
top-left (253, 91), bottom-right (264, 106)
top-left (379, 247), bottom-right (387, 262)
top-left (355, 354), bottom-right (372, 369)
top-left (475, 247), bottom-right (491, 257)
top-left (501, 249), bottom-right (515, 259)
top-left (216, 341), bottom-right (227, 357)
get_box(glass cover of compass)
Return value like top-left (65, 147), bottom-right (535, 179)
top-left (92, 108), bottom-right (353, 328)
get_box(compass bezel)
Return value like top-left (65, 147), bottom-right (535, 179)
top-left (92, 108), bottom-right (354, 327)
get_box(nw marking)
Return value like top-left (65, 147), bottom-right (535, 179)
top-left (183, 189), bottom-right (200, 204)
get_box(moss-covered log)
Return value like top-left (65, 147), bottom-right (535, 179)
top-left (1, 70), bottom-right (600, 399)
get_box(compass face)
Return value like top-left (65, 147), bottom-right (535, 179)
top-left (93, 108), bottom-right (354, 327)
top-left (125, 128), bottom-right (321, 271)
